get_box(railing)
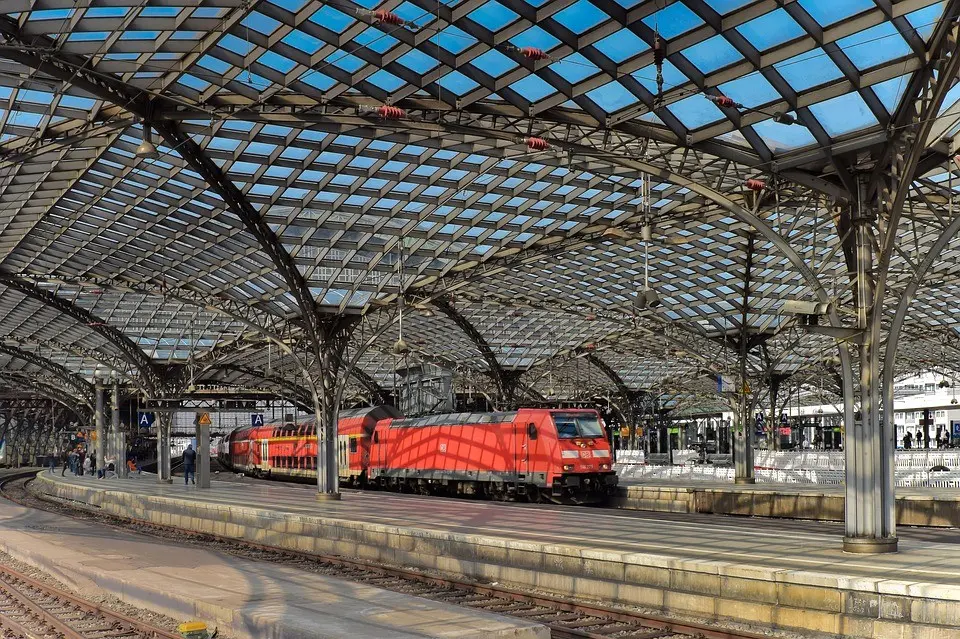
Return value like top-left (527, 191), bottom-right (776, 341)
top-left (617, 449), bottom-right (960, 471)
top-left (615, 462), bottom-right (960, 487)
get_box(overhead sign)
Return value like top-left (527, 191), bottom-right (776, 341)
top-left (197, 412), bottom-right (212, 426)
top-left (137, 412), bottom-right (155, 428)
top-left (251, 414), bottom-right (264, 427)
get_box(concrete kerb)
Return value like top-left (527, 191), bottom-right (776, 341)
top-left (32, 474), bottom-right (960, 638)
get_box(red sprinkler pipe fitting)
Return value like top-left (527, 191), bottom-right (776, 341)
top-left (376, 105), bottom-right (406, 119)
top-left (745, 178), bottom-right (766, 192)
top-left (524, 136), bottom-right (550, 151)
top-left (708, 95), bottom-right (737, 108)
top-left (519, 46), bottom-right (548, 60)
top-left (373, 9), bottom-right (405, 26)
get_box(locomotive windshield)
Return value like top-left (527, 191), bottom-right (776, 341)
top-left (552, 412), bottom-right (604, 439)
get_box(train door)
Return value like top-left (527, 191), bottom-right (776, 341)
top-left (260, 439), bottom-right (269, 470)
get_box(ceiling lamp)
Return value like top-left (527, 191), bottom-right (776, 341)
top-left (136, 124), bottom-right (158, 159)
top-left (392, 338), bottom-right (409, 355)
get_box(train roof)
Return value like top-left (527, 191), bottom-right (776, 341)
top-left (339, 405), bottom-right (402, 422)
top-left (390, 411), bottom-right (519, 429)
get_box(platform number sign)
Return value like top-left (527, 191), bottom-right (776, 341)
top-left (251, 414), bottom-right (264, 427)
top-left (755, 412), bottom-right (765, 437)
top-left (137, 412), bottom-right (155, 429)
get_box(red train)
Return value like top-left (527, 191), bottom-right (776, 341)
top-left (220, 406), bottom-right (618, 504)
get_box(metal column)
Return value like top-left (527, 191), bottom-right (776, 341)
top-left (195, 417), bottom-right (210, 488)
top-left (734, 235), bottom-right (755, 484)
top-left (112, 381), bottom-right (126, 478)
top-left (315, 384), bottom-right (340, 500)
top-left (156, 413), bottom-right (172, 483)
top-left (95, 382), bottom-right (105, 477)
top-left (842, 210), bottom-right (896, 553)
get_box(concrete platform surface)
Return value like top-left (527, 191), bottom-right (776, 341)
top-left (0, 479), bottom-right (547, 639)
top-left (35, 472), bottom-right (960, 638)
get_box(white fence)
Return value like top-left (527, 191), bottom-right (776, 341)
top-left (618, 449), bottom-right (960, 470)
top-left (616, 449), bottom-right (960, 487)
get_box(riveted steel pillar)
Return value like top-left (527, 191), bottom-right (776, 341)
top-left (196, 417), bottom-right (210, 489)
top-left (156, 412), bottom-right (172, 484)
top-left (842, 211), bottom-right (896, 553)
top-left (112, 381), bottom-right (126, 478)
top-left (95, 382), bottom-right (105, 477)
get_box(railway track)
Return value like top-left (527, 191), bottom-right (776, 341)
top-left (1, 471), bottom-right (779, 639)
top-left (0, 557), bottom-right (182, 639)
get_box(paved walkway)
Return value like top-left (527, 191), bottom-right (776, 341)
top-left (0, 475), bottom-right (545, 639)
top-left (45, 472), bottom-right (960, 594)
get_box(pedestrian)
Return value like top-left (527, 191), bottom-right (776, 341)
top-left (89, 450), bottom-right (97, 478)
top-left (78, 448), bottom-right (86, 476)
top-left (183, 444), bottom-right (197, 485)
top-left (82, 454), bottom-right (92, 476)
top-left (903, 431), bottom-right (912, 450)
top-left (47, 452), bottom-right (55, 474)
top-left (60, 450), bottom-right (69, 476)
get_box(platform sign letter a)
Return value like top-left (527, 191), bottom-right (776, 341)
top-left (251, 414), bottom-right (264, 427)
top-left (137, 412), bottom-right (154, 428)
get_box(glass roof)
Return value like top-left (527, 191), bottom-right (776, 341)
top-left (0, 0), bottom-right (954, 412)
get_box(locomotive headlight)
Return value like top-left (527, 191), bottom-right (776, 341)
top-left (600, 463), bottom-right (610, 470)
top-left (563, 464), bottom-right (574, 471)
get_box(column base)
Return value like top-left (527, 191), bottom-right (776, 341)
top-left (734, 477), bottom-right (756, 485)
top-left (842, 536), bottom-right (898, 554)
top-left (315, 492), bottom-right (342, 501)
top-left (158, 479), bottom-right (173, 485)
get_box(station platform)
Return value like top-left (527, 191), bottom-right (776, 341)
top-left (615, 479), bottom-right (960, 527)
top-left (32, 472), bottom-right (960, 639)
top-left (2, 472), bottom-right (546, 639)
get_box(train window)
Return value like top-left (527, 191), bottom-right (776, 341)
top-left (553, 412), bottom-right (604, 438)
top-left (349, 438), bottom-right (358, 453)
top-left (527, 423), bottom-right (538, 440)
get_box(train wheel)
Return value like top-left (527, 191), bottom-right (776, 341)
top-left (526, 485), bottom-right (542, 503)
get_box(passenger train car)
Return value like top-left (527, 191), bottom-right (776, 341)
top-left (220, 406), bottom-right (618, 504)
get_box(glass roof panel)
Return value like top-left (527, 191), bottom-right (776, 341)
top-left (462, 52), bottom-right (506, 80)
top-left (907, 3), bottom-right (945, 41)
top-left (703, 0), bottom-right (752, 14)
top-left (467, 2), bottom-right (519, 31)
top-left (837, 22), bottom-right (912, 71)
top-left (736, 9), bottom-right (805, 51)
top-left (871, 74), bottom-right (912, 114)
top-left (594, 29), bottom-right (648, 64)
top-left (309, 5), bottom-right (354, 33)
top-left (552, 1), bottom-right (609, 35)
top-left (750, 117), bottom-right (818, 151)
top-left (774, 49), bottom-right (843, 92)
top-left (668, 95), bottom-right (726, 129)
top-left (642, 3), bottom-right (704, 39)
top-left (797, 0), bottom-right (873, 27)
top-left (552, 53), bottom-right (599, 84)
top-left (718, 74), bottom-right (779, 109)
top-left (682, 35), bottom-right (742, 74)
top-left (808, 92), bottom-right (878, 137)
top-left (587, 81), bottom-right (638, 113)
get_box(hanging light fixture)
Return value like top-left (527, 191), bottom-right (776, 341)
top-left (634, 174), bottom-right (661, 310)
top-left (136, 123), bottom-right (159, 159)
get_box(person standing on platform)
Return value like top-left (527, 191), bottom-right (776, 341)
top-left (89, 451), bottom-right (96, 478)
top-left (183, 444), bottom-right (197, 485)
top-left (82, 454), bottom-right (91, 476)
top-left (60, 450), bottom-right (69, 476)
top-left (78, 448), bottom-right (86, 476)
top-left (903, 431), bottom-right (912, 450)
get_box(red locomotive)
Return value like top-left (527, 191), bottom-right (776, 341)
top-left (221, 406), bottom-right (618, 504)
